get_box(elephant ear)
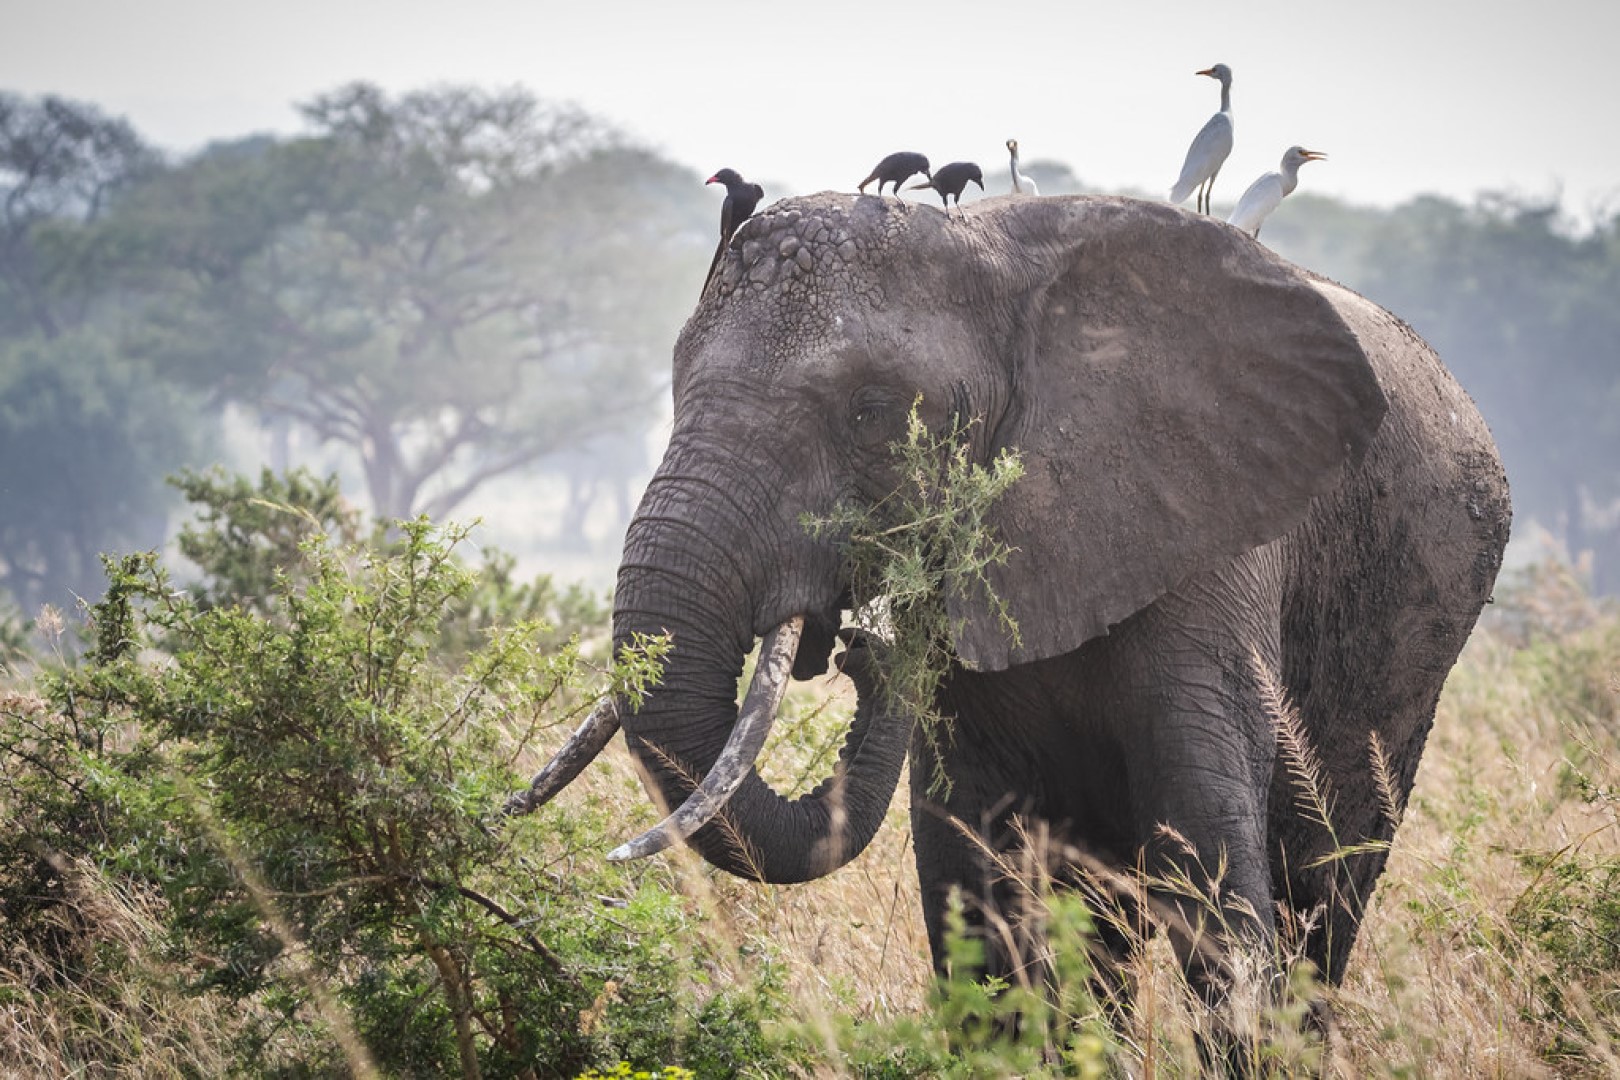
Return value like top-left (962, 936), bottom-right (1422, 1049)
top-left (949, 197), bottom-right (1387, 671)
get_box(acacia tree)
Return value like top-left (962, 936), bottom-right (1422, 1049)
top-left (130, 83), bottom-right (708, 522)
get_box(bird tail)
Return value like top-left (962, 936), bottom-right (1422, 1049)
top-left (1168, 178), bottom-right (1197, 204)
top-left (857, 171), bottom-right (878, 193)
top-left (701, 237), bottom-right (726, 299)
top-left (906, 179), bottom-right (935, 191)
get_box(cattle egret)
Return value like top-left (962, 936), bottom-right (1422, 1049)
top-left (1227, 146), bottom-right (1327, 238)
top-left (1169, 64), bottom-right (1234, 214)
top-left (1007, 138), bottom-right (1040, 196)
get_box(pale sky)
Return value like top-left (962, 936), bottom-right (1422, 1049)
top-left (6, 0), bottom-right (1618, 218)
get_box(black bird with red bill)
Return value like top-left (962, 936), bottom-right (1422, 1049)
top-left (703, 168), bottom-right (765, 292)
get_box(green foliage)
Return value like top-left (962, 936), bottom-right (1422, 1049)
top-left (805, 402), bottom-right (1023, 793)
top-left (1511, 847), bottom-right (1620, 1037)
top-left (170, 464), bottom-right (611, 660)
top-left (436, 546), bottom-right (610, 664)
top-left (800, 891), bottom-right (1272, 1078)
top-left (0, 470), bottom-right (819, 1076)
top-left (0, 596), bottom-right (30, 671)
top-left (170, 465), bottom-right (362, 614)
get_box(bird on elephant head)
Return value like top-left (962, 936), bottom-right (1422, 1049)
top-left (1170, 63), bottom-right (1235, 214)
top-left (1006, 138), bottom-right (1039, 196)
top-left (858, 151), bottom-right (931, 196)
top-left (517, 191), bottom-right (1511, 1034)
top-left (909, 161), bottom-right (984, 212)
top-left (1228, 146), bottom-right (1326, 238)
top-left (703, 167), bottom-right (765, 294)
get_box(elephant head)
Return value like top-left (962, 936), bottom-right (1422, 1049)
top-left (523, 193), bottom-right (1386, 884)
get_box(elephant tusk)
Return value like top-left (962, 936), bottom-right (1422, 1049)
top-left (503, 697), bottom-right (621, 815)
top-left (607, 615), bottom-right (804, 862)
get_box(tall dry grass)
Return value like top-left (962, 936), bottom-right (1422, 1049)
top-left (0, 854), bottom-right (259, 1078)
top-left (651, 561), bottom-right (1620, 1075)
top-left (3, 560), bottom-right (1617, 1076)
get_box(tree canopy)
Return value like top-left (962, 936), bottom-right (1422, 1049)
top-left (118, 83), bottom-right (708, 521)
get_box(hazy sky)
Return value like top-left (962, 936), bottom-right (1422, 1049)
top-left (7, 0), bottom-right (1617, 218)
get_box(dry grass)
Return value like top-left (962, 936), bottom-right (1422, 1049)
top-left (588, 582), bottom-right (1620, 1075)
top-left (0, 857), bottom-right (255, 1078)
top-left (4, 569), bottom-right (1618, 1076)
top-left (1327, 613), bottom-right (1620, 1077)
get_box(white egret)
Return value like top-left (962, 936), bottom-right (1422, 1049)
top-left (1168, 64), bottom-right (1234, 215)
top-left (1227, 146), bottom-right (1326, 238)
top-left (1006, 138), bottom-right (1040, 196)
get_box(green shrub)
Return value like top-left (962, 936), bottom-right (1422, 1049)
top-left (0, 471), bottom-right (807, 1077)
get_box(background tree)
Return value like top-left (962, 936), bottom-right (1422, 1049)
top-left (0, 93), bottom-right (159, 339)
top-left (124, 83), bottom-right (709, 522)
top-left (0, 333), bottom-right (198, 614)
top-left (0, 94), bottom-right (202, 614)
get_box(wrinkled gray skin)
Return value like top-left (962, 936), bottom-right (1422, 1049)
top-left (610, 192), bottom-right (1511, 991)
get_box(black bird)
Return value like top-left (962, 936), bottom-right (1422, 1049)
top-left (909, 161), bottom-right (984, 212)
top-left (704, 168), bottom-right (765, 291)
top-left (857, 151), bottom-right (931, 196)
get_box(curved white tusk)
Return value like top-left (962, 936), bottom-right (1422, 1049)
top-left (607, 615), bottom-right (804, 862)
top-left (503, 697), bottom-right (621, 815)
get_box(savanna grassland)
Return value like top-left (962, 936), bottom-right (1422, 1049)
top-left (1, 478), bottom-right (1617, 1077)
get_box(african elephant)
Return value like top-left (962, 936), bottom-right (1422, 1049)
top-left (522, 193), bottom-right (1511, 996)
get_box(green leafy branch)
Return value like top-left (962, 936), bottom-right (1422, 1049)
top-left (804, 400), bottom-right (1023, 794)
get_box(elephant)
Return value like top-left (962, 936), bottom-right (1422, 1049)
top-left (519, 192), bottom-right (1511, 1003)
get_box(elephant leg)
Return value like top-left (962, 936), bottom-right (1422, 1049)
top-left (1106, 551), bottom-right (1286, 1001)
top-left (910, 691), bottom-right (1139, 1014)
top-left (1274, 447), bottom-right (1507, 984)
top-left (910, 748), bottom-right (1047, 990)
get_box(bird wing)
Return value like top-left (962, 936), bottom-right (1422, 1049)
top-left (1227, 171), bottom-right (1283, 234)
top-left (1169, 111), bottom-right (1234, 202)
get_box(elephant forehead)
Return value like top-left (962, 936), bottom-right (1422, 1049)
top-left (692, 194), bottom-right (918, 355)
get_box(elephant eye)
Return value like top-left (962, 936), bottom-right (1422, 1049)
top-left (848, 391), bottom-right (905, 450)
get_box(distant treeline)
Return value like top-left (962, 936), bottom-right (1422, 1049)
top-left (3, 85), bottom-right (1617, 618)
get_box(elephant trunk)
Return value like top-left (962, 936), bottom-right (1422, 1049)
top-left (605, 455), bottom-right (911, 883)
